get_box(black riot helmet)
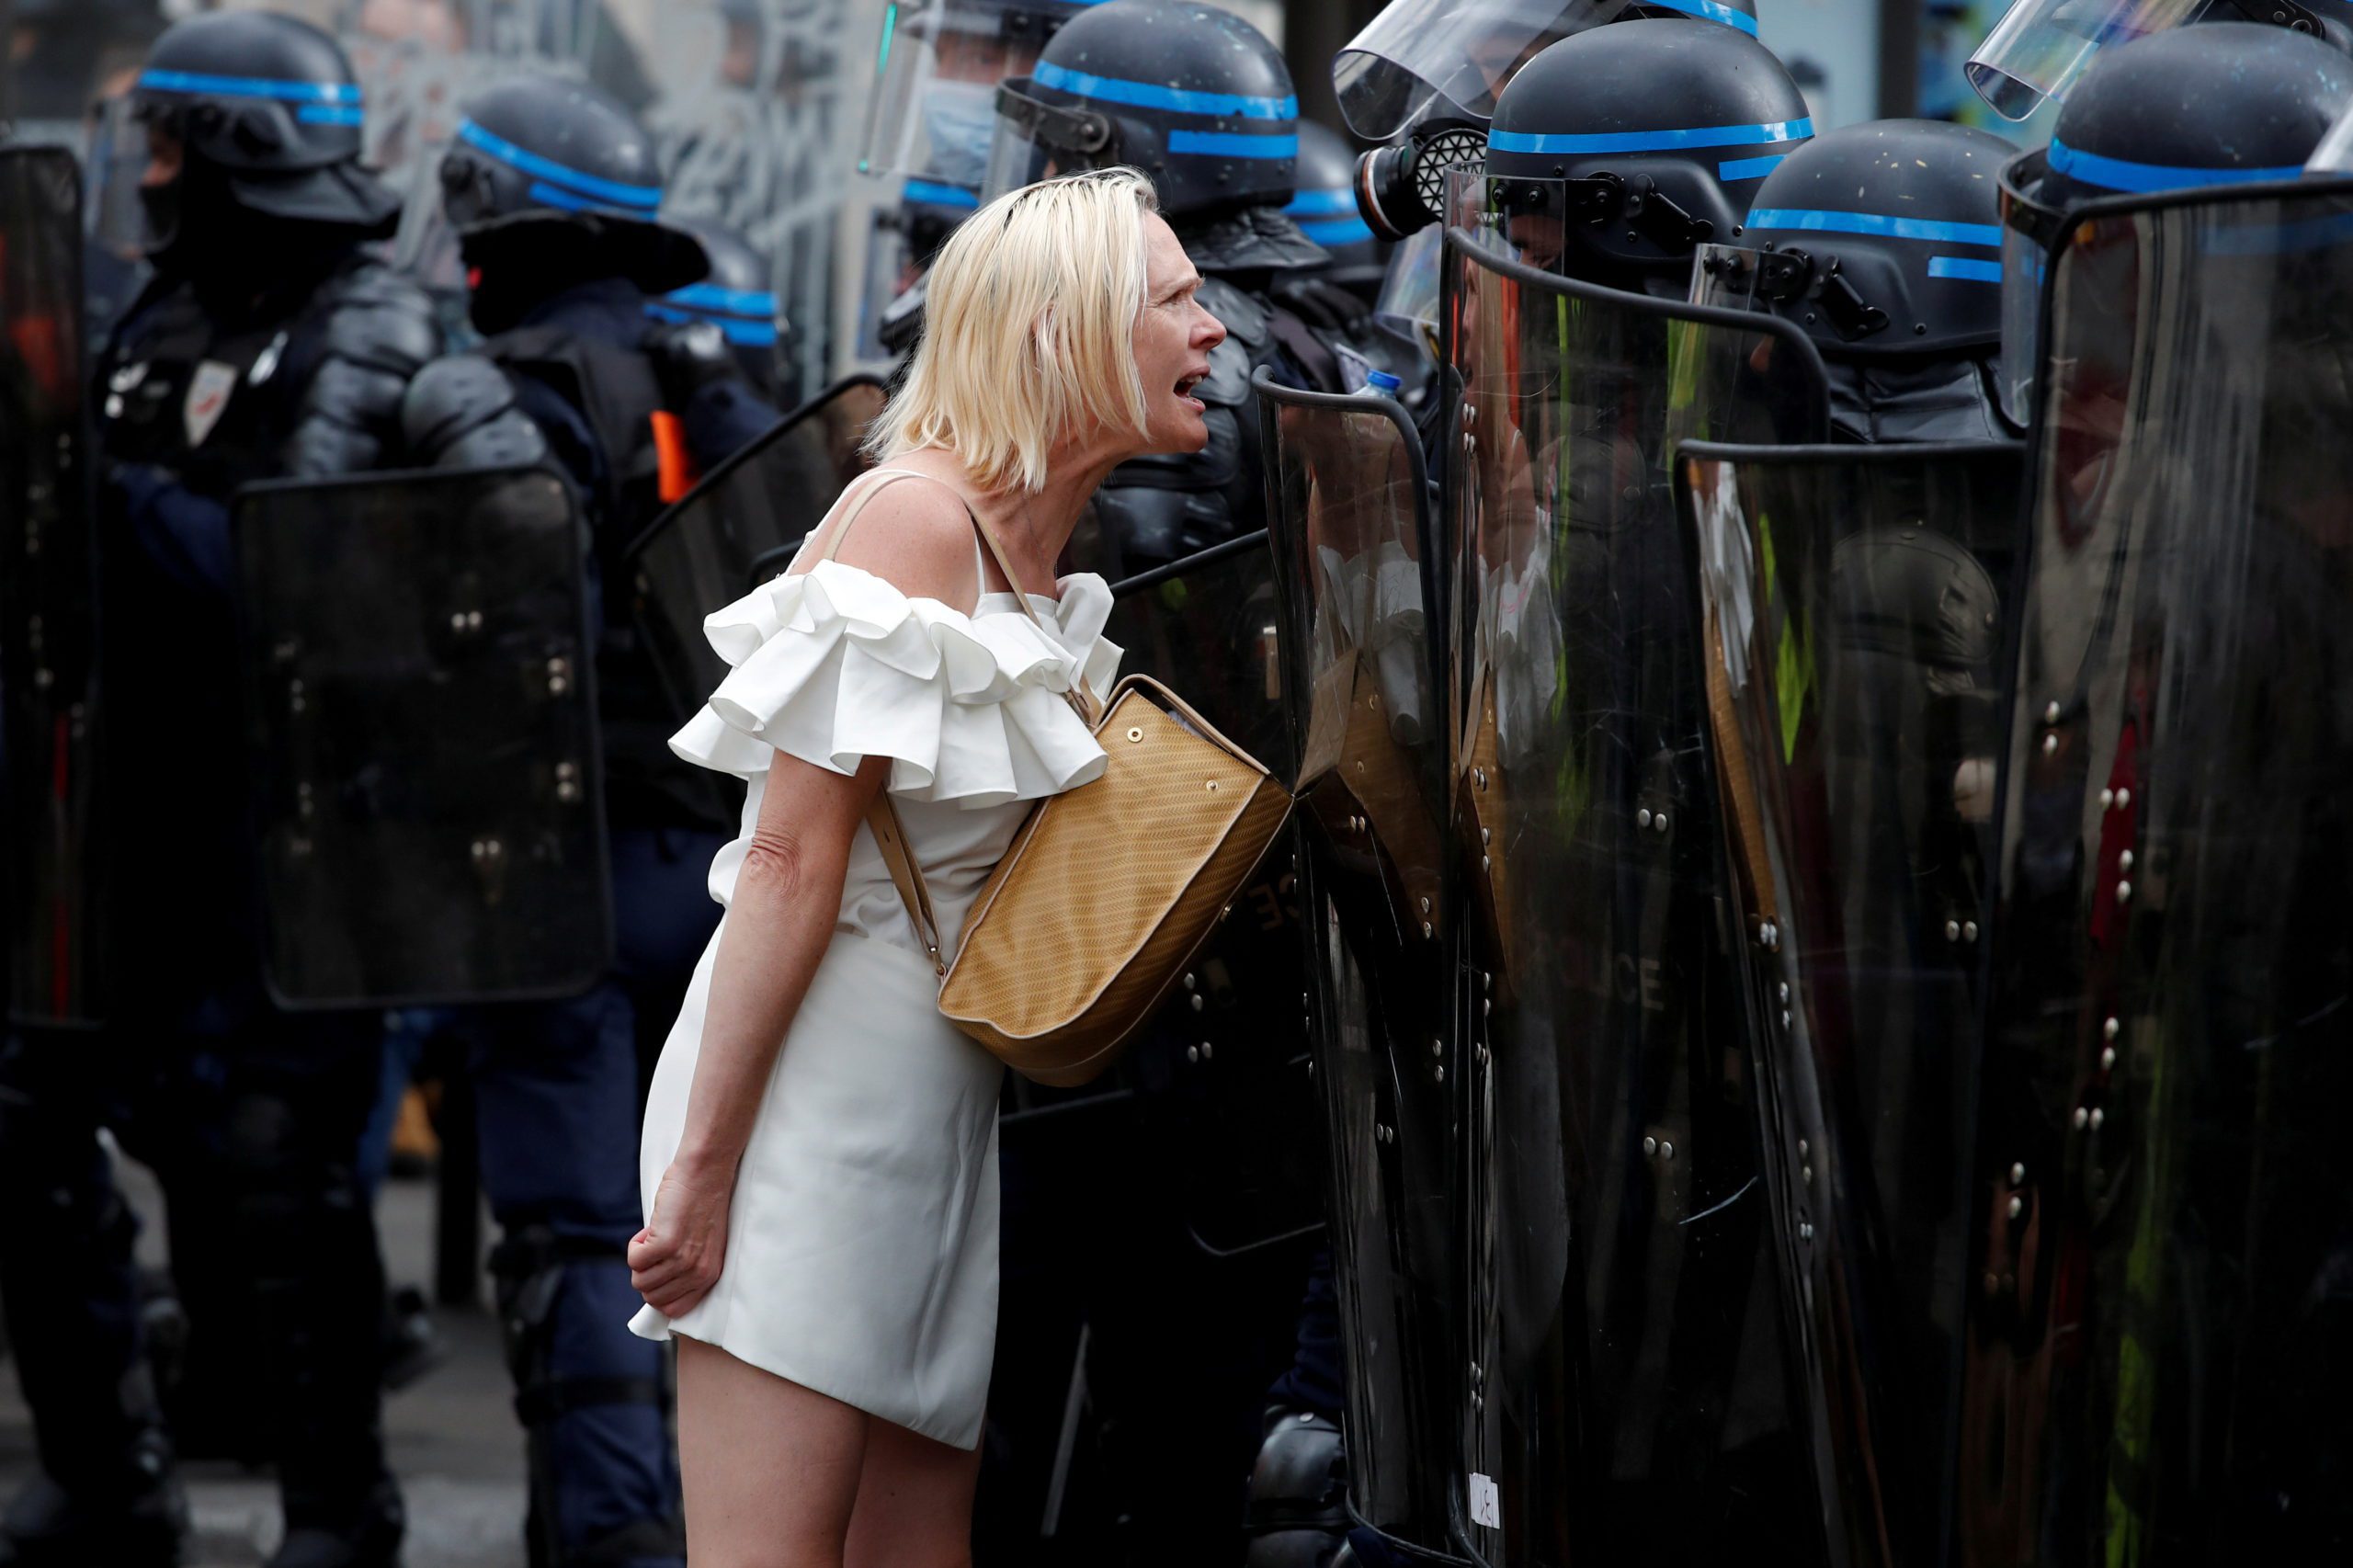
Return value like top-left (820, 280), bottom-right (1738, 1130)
top-left (1695, 119), bottom-right (2014, 441)
top-left (646, 216), bottom-right (787, 387)
top-left (985, 0), bottom-right (1328, 271)
top-left (1995, 24), bottom-right (2353, 420)
top-left (125, 8), bottom-right (401, 241)
top-left (1338, 0), bottom-right (1757, 244)
top-left (438, 74), bottom-right (709, 296)
top-left (1285, 119), bottom-right (1385, 289)
top-left (1485, 19), bottom-right (1813, 290)
top-left (1968, 0), bottom-right (2353, 121)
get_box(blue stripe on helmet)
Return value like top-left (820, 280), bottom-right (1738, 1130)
top-left (1490, 117), bottom-right (1812, 156)
top-left (1640, 0), bottom-right (1761, 36)
top-left (1717, 153), bottom-right (1787, 181)
top-left (1746, 208), bottom-right (2005, 247)
top-left (1032, 61), bottom-right (1296, 120)
top-left (669, 282), bottom-right (778, 315)
top-left (137, 69), bottom-right (360, 105)
top-left (1299, 216), bottom-right (1376, 246)
top-left (1927, 256), bottom-right (2004, 282)
top-left (645, 301), bottom-right (779, 347)
top-left (1168, 130), bottom-right (1297, 159)
top-left (904, 178), bottom-right (982, 210)
top-left (297, 105), bottom-right (366, 127)
top-left (1284, 188), bottom-right (1360, 217)
top-left (459, 118), bottom-right (664, 211)
top-left (2047, 137), bottom-right (2305, 195)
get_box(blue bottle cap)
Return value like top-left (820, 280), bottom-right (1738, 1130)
top-left (1366, 369), bottom-right (1403, 392)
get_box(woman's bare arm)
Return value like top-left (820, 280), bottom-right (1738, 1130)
top-left (673, 750), bottom-right (884, 1176)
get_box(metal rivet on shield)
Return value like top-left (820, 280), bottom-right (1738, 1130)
top-left (1433, 1040), bottom-right (1444, 1057)
top-left (2101, 1046), bottom-right (2117, 1072)
top-left (2103, 1017), bottom-right (2120, 1040)
top-left (1802, 1165), bottom-right (1813, 1184)
top-left (2089, 1107), bottom-right (2105, 1129)
top-left (1638, 809), bottom-right (1654, 829)
top-left (1190, 994), bottom-right (1204, 1012)
top-left (1421, 897), bottom-right (1432, 915)
top-left (2009, 1162), bottom-right (2027, 1186)
top-left (1188, 1045), bottom-right (1200, 1062)
top-left (1798, 1139), bottom-right (1809, 1158)
top-left (2041, 733), bottom-right (2058, 756)
top-left (1643, 1135), bottom-right (1658, 1156)
top-left (1481, 827), bottom-right (1492, 846)
top-left (1654, 812), bottom-right (1670, 834)
top-left (1482, 855), bottom-right (1492, 872)
top-left (1963, 921), bottom-right (1979, 942)
top-left (556, 761), bottom-right (582, 803)
top-left (1659, 1141), bottom-right (1675, 1160)
top-left (2118, 849), bottom-right (2134, 872)
top-left (2007, 1195), bottom-right (2024, 1220)
top-left (2114, 879), bottom-right (2131, 903)
top-left (1946, 920), bottom-right (1961, 942)
top-left (2099, 788), bottom-right (2115, 809)
top-left (2074, 1106), bottom-right (2090, 1129)
top-left (1435, 1065), bottom-right (1445, 1083)
top-left (1800, 1221), bottom-right (1814, 1241)
top-left (1186, 973), bottom-right (1199, 991)
top-left (1201, 1041), bottom-right (1213, 1060)
top-left (2115, 787), bottom-right (2131, 808)
top-left (2043, 700), bottom-right (2061, 724)
top-left (1422, 922), bottom-right (1434, 939)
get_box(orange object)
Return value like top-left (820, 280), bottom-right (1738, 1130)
top-left (651, 409), bottom-right (695, 502)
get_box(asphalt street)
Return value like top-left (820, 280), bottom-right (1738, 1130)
top-left (0, 1150), bottom-right (530, 1567)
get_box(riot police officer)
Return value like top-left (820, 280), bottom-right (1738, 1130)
top-left (854, 0), bottom-right (1097, 361)
top-left (0, 11), bottom-right (437, 1567)
top-left (1483, 18), bottom-right (1813, 294)
top-left (395, 71), bottom-right (781, 1568)
top-left (1696, 118), bottom-right (2016, 441)
top-left (985, 0), bottom-right (1356, 569)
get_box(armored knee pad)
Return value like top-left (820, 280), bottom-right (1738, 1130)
top-left (490, 1226), bottom-right (681, 1568)
top-left (1245, 1406), bottom-right (1350, 1568)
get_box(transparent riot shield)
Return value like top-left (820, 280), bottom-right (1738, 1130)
top-left (625, 373), bottom-right (887, 728)
top-left (1256, 369), bottom-right (1458, 1558)
top-left (233, 465), bottom-right (611, 1007)
top-left (1956, 176), bottom-right (2353, 1563)
top-left (1100, 531), bottom-right (1322, 1258)
top-left (0, 146), bottom-right (101, 1026)
top-left (1443, 229), bottom-right (1834, 1564)
top-left (1676, 438), bottom-right (2029, 1568)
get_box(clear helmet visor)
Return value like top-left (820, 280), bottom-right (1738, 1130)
top-left (1374, 223), bottom-right (1448, 335)
top-left (1334, 0), bottom-right (1631, 141)
top-left (980, 78), bottom-right (1114, 202)
top-left (1999, 216), bottom-right (2055, 426)
top-left (1688, 243), bottom-right (1768, 313)
top-left (859, 1), bottom-right (1063, 189)
top-left (1965, 0), bottom-right (2213, 120)
top-left (2310, 98), bottom-right (2353, 174)
top-left (85, 93), bottom-right (159, 259)
top-left (1446, 165), bottom-right (1621, 275)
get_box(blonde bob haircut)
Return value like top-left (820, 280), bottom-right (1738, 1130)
top-left (865, 167), bottom-right (1160, 494)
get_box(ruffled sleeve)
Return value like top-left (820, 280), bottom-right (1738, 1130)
top-left (668, 561), bottom-right (1122, 810)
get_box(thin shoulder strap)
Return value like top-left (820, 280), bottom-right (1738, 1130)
top-left (819, 468), bottom-right (1061, 647)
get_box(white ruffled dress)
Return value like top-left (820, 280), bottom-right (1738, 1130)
top-left (626, 551), bottom-right (1120, 1449)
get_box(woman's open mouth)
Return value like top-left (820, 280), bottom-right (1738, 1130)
top-left (1175, 370), bottom-right (1208, 412)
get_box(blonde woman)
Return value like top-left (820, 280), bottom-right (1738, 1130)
top-left (623, 168), bottom-right (1224, 1564)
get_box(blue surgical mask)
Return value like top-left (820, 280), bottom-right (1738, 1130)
top-left (922, 80), bottom-right (999, 191)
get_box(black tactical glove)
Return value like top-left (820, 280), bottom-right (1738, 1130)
top-left (1265, 275), bottom-right (1372, 336)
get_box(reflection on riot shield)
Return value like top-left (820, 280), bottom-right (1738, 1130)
top-left (1102, 532), bottom-right (1322, 1257)
top-left (233, 465), bottom-right (611, 1007)
top-left (1677, 439), bottom-right (2028, 1568)
top-left (1256, 369), bottom-right (1460, 1559)
top-left (1442, 229), bottom-right (1832, 1564)
top-left (626, 373), bottom-right (886, 733)
top-left (0, 146), bottom-right (101, 1026)
top-left (1960, 177), bottom-right (2353, 1563)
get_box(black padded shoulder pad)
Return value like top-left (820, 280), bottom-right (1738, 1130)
top-left (400, 354), bottom-right (550, 471)
top-left (1198, 277), bottom-right (1272, 351)
top-left (281, 261), bottom-right (444, 478)
top-left (313, 262), bottom-right (440, 374)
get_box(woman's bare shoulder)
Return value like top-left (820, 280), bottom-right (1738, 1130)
top-left (811, 469), bottom-right (983, 611)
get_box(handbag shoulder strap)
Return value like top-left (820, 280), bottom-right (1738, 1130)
top-left (865, 793), bottom-right (949, 977)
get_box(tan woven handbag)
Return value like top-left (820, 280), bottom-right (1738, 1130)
top-left (838, 480), bottom-right (1292, 1088)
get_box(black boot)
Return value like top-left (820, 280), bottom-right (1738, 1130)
top-left (0, 1451), bottom-right (188, 1568)
top-left (266, 1481), bottom-right (405, 1568)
